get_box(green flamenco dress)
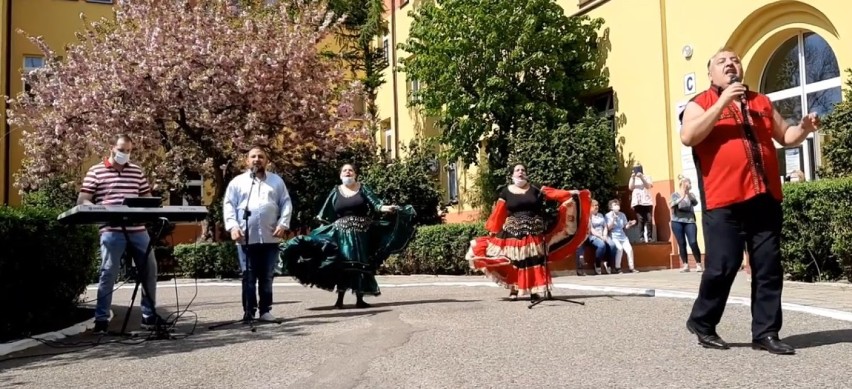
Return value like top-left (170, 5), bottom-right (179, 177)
top-left (280, 184), bottom-right (416, 296)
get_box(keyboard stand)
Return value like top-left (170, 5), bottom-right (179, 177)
top-left (115, 218), bottom-right (179, 340)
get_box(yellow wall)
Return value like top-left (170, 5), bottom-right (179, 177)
top-left (377, 0), bottom-right (850, 258)
top-left (569, 0), bottom-right (850, 256)
top-left (375, 1), bottom-right (488, 220)
top-left (1, 0), bottom-right (8, 205)
top-left (2, 0), bottom-right (115, 205)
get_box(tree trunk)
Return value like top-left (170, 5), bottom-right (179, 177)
top-left (202, 159), bottom-right (230, 242)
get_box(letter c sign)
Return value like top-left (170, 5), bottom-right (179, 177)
top-left (684, 73), bottom-right (696, 95)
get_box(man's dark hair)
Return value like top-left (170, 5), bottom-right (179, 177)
top-left (114, 133), bottom-right (133, 144)
top-left (246, 144), bottom-right (269, 156)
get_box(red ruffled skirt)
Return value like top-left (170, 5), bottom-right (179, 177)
top-left (467, 191), bottom-right (592, 295)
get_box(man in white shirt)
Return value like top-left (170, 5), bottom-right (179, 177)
top-left (223, 146), bottom-right (292, 322)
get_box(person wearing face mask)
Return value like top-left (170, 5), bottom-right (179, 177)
top-left (223, 145), bottom-right (292, 322)
top-left (280, 163), bottom-right (416, 309)
top-left (670, 175), bottom-right (702, 273)
top-left (605, 199), bottom-right (637, 273)
top-left (467, 164), bottom-right (590, 301)
top-left (78, 134), bottom-right (171, 335)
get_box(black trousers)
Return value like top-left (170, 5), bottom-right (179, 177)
top-left (687, 193), bottom-right (784, 340)
top-left (633, 205), bottom-right (653, 241)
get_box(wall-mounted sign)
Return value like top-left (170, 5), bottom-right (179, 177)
top-left (684, 72), bottom-right (696, 95)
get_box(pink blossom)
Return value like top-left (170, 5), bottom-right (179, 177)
top-left (6, 0), bottom-right (370, 196)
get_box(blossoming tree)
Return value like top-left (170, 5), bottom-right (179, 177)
top-left (6, 0), bottom-right (370, 237)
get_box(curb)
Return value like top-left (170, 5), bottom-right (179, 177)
top-left (86, 281), bottom-right (852, 323)
top-left (0, 310), bottom-right (108, 358)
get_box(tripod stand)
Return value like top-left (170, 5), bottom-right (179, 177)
top-left (116, 218), bottom-right (181, 339)
top-left (529, 196), bottom-right (587, 309)
top-left (209, 169), bottom-right (283, 332)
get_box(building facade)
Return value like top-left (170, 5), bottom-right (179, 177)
top-left (1, 0), bottom-right (116, 206)
top-left (375, 0), bottom-right (848, 265)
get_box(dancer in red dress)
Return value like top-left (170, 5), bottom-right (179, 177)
top-left (467, 164), bottom-right (591, 300)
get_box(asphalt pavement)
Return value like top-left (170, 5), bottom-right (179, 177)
top-left (1, 280), bottom-right (850, 388)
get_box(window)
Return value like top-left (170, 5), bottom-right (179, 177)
top-left (446, 162), bottom-right (459, 204)
top-left (584, 89), bottom-right (615, 131)
top-left (353, 93), bottom-right (366, 115)
top-left (23, 56), bottom-right (45, 95)
top-left (85, 0), bottom-right (114, 4)
top-left (382, 36), bottom-right (390, 67)
top-left (169, 172), bottom-right (203, 206)
top-left (384, 129), bottom-right (393, 155)
top-left (760, 31), bottom-right (841, 181)
top-left (407, 78), bottom-right (421, 103)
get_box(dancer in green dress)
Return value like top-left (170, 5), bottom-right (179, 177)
top-left (280, 164), bottom-right (417, 308)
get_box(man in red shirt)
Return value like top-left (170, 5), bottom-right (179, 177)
top-left (679, 48), bottom-right (820, 355)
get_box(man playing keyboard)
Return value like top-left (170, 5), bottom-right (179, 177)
top-left (77, 134), bottom-right (169, 335)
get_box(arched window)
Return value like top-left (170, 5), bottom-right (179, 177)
top-left (760, 31), bottom-right (841, 181)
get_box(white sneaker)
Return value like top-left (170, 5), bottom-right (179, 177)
top-left (259, 312), bottom-right (276, 321)
top-left (695, 264), bottom-right (703, 272)
top-left (680, 264), bottom-right (690, 272)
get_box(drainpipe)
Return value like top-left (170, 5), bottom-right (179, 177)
top-left (3, 0), bottom-right (13, 205)
top-left (390, 0), bottom-right (399, 158)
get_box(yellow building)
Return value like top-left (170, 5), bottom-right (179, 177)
top-left (376, 0), bottom-right (848, 266)
top-left (1, 0), bottom-right (116, 206)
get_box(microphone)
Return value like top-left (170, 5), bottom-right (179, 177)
top-left (250, 165), bottom-right (258, 179)
top-left (729, 75), bottom-right (749, 98)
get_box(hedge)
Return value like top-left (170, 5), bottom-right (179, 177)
top-left (781, 177), bottom-right (852, 282)
top-left (170, 223), bottom-right (487, 279)
top-left (0, 206), bottom-right (99, 342)
top-left (173, 242), bottom-right (241, 279)
top-left (168, 178), bottom-right (852, 283)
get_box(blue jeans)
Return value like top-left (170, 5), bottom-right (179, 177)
top-left (576, 236), bottom-right (616, 267)
top-left (237, 243), bottom-right (279, 316)
top-left (671, 221), bottom-right (701, 264)
top-left (96, 230), bottom-right (158, 322)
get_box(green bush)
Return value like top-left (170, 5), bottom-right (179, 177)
top-left (781, 177), bottom-right (852, 282)
top-left (509, 110), bottom-right (620, 202)
top-left (818, 69), bottom-right (852, 179)
top-left (21, 174), bottom-right (79, 210)
top-left (0, 206), bottom-right (99, 342)
top-left (173, 242), bottom-right (241, 278)
top-left (381, 222), bottom-right (487, 275)
top-left (362, 138), bottom-right (446, 226)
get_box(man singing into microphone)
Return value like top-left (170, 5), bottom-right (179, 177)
top-left (679, 48), bottom-right (819, 355)
top-left (223, 145), bottom-right (292, 322)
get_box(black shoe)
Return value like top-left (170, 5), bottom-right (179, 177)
top-left (141, 314), bottom-right (172, 330)
top-left (93, 320), bottom-right (108, 335)
top-left (530, 293), bottom-right (541, 301)
top-left (752, 336), bottom-right (795, 355)
top-left (242, 311), bottom-right (256, 323)
top-left (686, 321), bottom-right (729, 349)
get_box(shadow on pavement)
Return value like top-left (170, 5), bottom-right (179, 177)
top-left (305, 298), bottom-right (479, 311)
top-left (783, 329), bottom-right (852, 349)
top-left (0, 304), bottom-right (311, 371)
top-left (534, 293), bottom-right (652, 301)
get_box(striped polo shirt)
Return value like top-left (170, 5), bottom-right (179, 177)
top-left (80, 158), bottom-right (152, 232)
